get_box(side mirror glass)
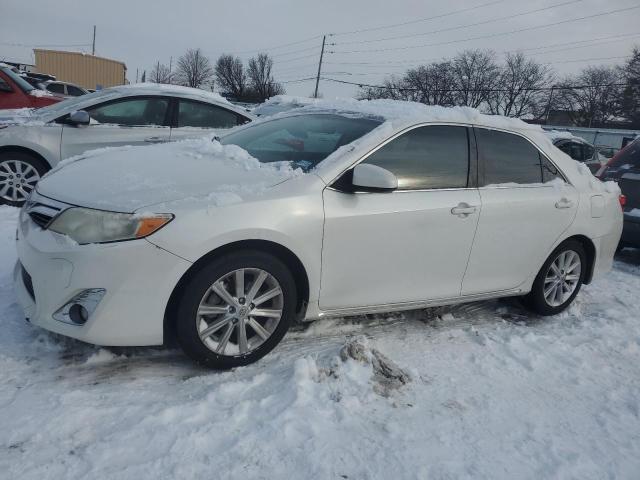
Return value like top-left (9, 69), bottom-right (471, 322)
top-left (68, 110), bottom-right (90, 126)
top-left (352, 163), bottom-right (398, 192)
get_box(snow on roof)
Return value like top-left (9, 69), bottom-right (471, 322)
top-left (111, 83), bottom-right (232, 106)
top-left (273, 97), bottom-right (544, 134)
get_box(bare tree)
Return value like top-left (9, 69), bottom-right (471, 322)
top-left (487, 52), bottom-right (553, 118)
top-left (620, 47), bottom-right (640, 126)
top-left (175, 48), bottom-right (214, 89)
top-left (357, 76), bottom-right (411, 100)
top-left (451, 49), bottom-right (499, 108)
top-left (403, 62), bottom-right (457, 106)
top-left (149, 61), bottom-right (173, 84)
top-left (215, 54), bottom-right (247, 98)
top-left (554, 66), bottom-right (622, 127)
top-left (247, 53), bottom-right (285, 102)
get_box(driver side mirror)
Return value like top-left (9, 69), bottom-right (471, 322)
top-left (352, 164), bottom-right (398, 192)
top-left (67, 110), bottom-right (90, 126)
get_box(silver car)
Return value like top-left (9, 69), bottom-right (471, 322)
top-left (0, 84), bottom-right (254, 205)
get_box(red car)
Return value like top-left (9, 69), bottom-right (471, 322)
top-left (0, 64), bottom-right (62, 110)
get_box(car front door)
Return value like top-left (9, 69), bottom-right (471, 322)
top-left (461, 127), bottom-right (578, 296)
top-left (59, 96), bottom-right (172, 159)
top-left (169, 99), bottom-right (250, 141)
top-left (320, 124), bottom-right (481, 311)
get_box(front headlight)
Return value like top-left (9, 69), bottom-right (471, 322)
top-left (48, 208), bottom-right (173, 245)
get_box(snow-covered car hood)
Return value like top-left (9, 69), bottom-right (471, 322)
top-left (0, 108), bottom-right (43, 126)
top-left (36, 139), bottom-right (302, 212)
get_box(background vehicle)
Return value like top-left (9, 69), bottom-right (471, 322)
top-left (547, 131), bottom-right (603, 173)
top-left (597, 137), bottom-right (640, 249)
top-left (40, 80), bottom-right (89, 97)
top-left (0, 83), bottom-right (255, 205)
top-left (0, 64), bottom-right (61, 110)
top-left (13, 104), bottom-right (623, 369)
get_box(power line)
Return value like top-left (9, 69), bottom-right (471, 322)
top-left (320, 33), bottom-right (640, 71)
top-left (271, 44), bottom-right (322, 59)
top-left (274, 53), bottom-right (321, 64)
top-left (334, 0), bottom-right (584, 46)
top-left (330, 0), bottom-right (507, 36)
top-left (330, 5), bottom-right (640, 55)
top-left (321, 77), bottom-right (628, 92)
top-left (230, 35), bottom-right (323, 55)
top-left (280, 77), bottom-right (317, 84)
top-left (0, 42), bottom-right (91, 48)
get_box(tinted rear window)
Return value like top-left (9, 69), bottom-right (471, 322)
top-left (476, 128), bottom-right (543, 185)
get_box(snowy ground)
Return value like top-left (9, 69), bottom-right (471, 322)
top-left (1, 204), bottom-right (639, 480)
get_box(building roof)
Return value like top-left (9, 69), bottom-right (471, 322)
top-left (33, 49), bottom-right (127, 71)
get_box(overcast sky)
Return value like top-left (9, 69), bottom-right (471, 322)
top-left (1, 0), bottom-right (638, 98)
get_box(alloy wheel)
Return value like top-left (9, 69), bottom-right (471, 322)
top-left (543, 249), bottom-right (582, 307)
top-left (0, 160), bottom-right (40, 203)
top-left (195, 268), bottom-right (284, 356)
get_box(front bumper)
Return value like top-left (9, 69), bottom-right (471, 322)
top-left (14, 215), bottom-right (191, 346)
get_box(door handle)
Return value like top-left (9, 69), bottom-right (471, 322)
top-left (451, 203), bottom-right (477, 217)
top-left (144, 136), bottom-right (165, 143)
top-left (555, 198), bottom-right (574, 209)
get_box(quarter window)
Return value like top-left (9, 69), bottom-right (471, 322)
top-left (362, 125), bottom-right (470, 190)
top-left (86, 98), bottom-right (169, 126)
top-left (477, 128), bottom-right (543, 185)
top-left (177, 100), bottom-right (245, 128)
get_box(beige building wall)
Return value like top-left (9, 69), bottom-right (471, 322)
top-left (34, 49), bottom-right (127, 90)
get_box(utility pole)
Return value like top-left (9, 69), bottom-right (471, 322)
top-left (92, 25), bottom-right (96, 55)
top-left (544, 86), bottom-right (556, 125)
top-left (169, 56), bottom-right (173, 84)
top-left (314, 35), bottom-right (326, 99)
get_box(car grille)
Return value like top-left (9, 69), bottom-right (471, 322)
top-left (29, 211), bottom-right (54, 229)
top-left (21, 264), bottom-right (35, 301)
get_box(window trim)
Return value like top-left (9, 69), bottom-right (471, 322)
top-left (474, 126), bottom-right (568, 188)
top-left (328, 122), bottom-right (478, 193)
top-left (172, 98), bottom-right (251, 129)
top-left (56, 95), bottom-right (174, 127)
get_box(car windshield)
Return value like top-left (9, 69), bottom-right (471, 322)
top-left (1, 67), bottom-right (34, 93)
top-left (35, 89), bottom-right (119, 116)
top-left (220, 113), bottom-right (382, 171)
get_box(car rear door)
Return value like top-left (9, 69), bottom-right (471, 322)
top-left (320, 124), bottom-right (481, 311)
top-left (169, 99), bottom-right (250, 141)
top-left (461, 127), bottom-right (578, 295)
top-left (60, 96), bottom-right (172, 159)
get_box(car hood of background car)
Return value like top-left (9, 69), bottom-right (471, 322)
top-left (36, 138), bottom-right (304, 212)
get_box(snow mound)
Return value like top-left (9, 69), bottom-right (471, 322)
top-left (115, 83), bottom-right (232, 106)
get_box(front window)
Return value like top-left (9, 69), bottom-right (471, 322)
top-left (1, 67), bottom-right (34, 93)
top-left (85, 97), bottom-right (170, 126)
top-left (38, 89), bottom-right (119, 117)
top-left (220, 114), bottom-right (382, 172)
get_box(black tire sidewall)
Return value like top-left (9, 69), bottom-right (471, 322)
top-left (526, 240), bottom-right (586, 316)
top-left (0, 151), bottom-right (49, 207)
top-left (175, 250), bottom-right (297, 369)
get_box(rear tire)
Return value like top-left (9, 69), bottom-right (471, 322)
top-left (175, 250), bottom-right (297, 369)
top-left (0, 151), bottom-right (49, 207)
top-left (523, 240), bottom-right (586, 316)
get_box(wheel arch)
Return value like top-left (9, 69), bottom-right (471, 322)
top-left (0, 145), bottom-right (52, 170)
top-left (562, 234), bottom-right (596, 284)
top-left (163, 239), bottom-right (310, 344)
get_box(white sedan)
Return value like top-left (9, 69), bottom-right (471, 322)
top-left (13, 101), bottom-right (623, 368)
top-left (0, 83), bottom-right (254, 206)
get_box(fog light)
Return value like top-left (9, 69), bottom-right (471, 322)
top-left (68, 304), bottom-right (89, 325)
top-left (53, 289), bottom-right (105, 326)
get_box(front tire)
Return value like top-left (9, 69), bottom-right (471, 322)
top-left (175, 250), bottom-right (297, 369)
top-left (0, 151), bottom-right (48, 207)
top-left (523, 240), bottom-right (586, 316)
